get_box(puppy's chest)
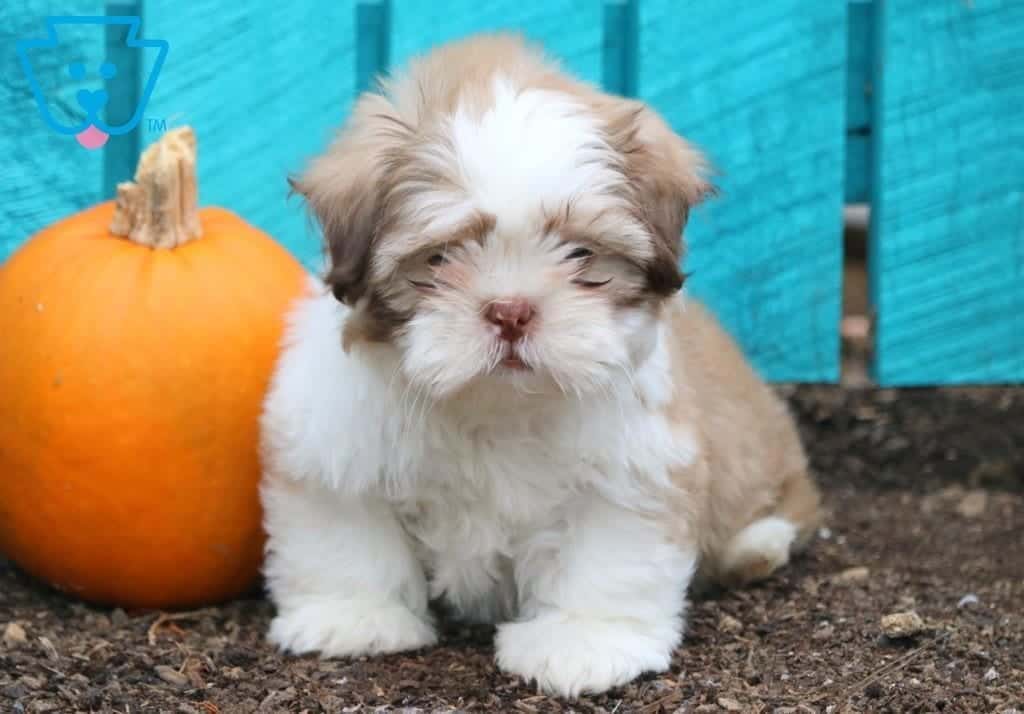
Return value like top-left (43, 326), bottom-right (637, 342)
top-left (393, 425), bottom-right (589, 558)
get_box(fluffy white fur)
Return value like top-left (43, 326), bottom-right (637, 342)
top-left (263, 287), bottom-right (697, 696)
top-left (261, 34), bottom-right (819, 699)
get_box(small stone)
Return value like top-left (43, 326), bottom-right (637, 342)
top-left (881, 611), bottom-right (925, 639)
top-left (717, 697), bottom-right (744, 712)
top-left (19, 675), bottom-right (45, 690)
top-left (154, 665), bottom-right (190, 689)
top-left (812, 624), bottom-right (835, 641)
top-left (2, 682), bottom-right (29, 700)
top-left (833, 566), bottom-right (870, 584)
top-left (3, 622), bottom-right (27, 647)
top-left (718, 614), bottom-right (743, 634)
top-left (956, 490), bottom-right (988, 518)
top-left (983, 667), bottom-right (999, 682)
top-left (957, 593), bottom-right (980, 608)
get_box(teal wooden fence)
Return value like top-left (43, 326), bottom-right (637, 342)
top-left (2, 1), bottom-right (1021, 385)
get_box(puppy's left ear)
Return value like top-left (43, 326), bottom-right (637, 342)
top-left (606, 100), bottom-right (715, 295)
top-left (289, 93), bottom-right (409, 306)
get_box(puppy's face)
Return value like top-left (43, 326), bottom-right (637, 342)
top-left (294, 37), bottom-right (711, 402)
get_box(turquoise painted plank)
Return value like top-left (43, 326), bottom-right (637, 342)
top-left (845, 0), bottom-right (873, 203)
top-left (389, 0), bottom-right (602, 87)
top-left (846, 0), bottom-right (873, 133)
top-left (640, 1), bottom-right (846, 382)
top-left (140, 0), bottom-right (357, 271)
top-left (870, 0), bottom-right (1024, 385)
top-left (357, 0), bottom-right (391, 93)
top-left (602, 0), bottom-right (638, 97)
top-left (1, 1), bottom-right (105, 261)
top-left (103, 1), bottom-right (143, 198)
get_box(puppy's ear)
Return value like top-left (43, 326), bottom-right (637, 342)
top-left (606, 100), bottom-right (715, 295)
top-left (290, 94), bottom-right (409, 305)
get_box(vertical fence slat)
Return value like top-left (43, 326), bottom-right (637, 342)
top-left (102, 1), bottom-right (142, 196)
top-left (870, 0), bottom-right (1024, 385)
top-left (845, 0), bottom-right (873, 204)
top-left (602, 0), bottom-right (637, 97)
top-left (639, 1), bottom-right (846, 382)
top-left (356, 0), bottom-right (391, 94)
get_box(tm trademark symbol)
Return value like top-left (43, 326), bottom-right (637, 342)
top-left (146, 112), bottom-right (185, 134)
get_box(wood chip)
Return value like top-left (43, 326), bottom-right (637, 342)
top-left (3, 622), bottom-right (27, 647)
top-left (718, 614), bottom-right (744, 634)
top-left (718, 696), bottom-right (745, 711)
top-left (154, 664), bottom-right (190, 689)
top-left (832, 566), bottom-right (870, 584)
top-left (38, 636), bottom-right (59, 660)
top-left (956, 489), bottom-right (988, 518)
top-left (881, 611), bottom-right (925, 639)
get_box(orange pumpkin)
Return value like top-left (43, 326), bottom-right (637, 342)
top-left (0, 127), bottom-right (308, 609)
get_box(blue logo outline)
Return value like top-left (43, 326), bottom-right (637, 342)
top-left (16, 16), bottom-right (169, 136)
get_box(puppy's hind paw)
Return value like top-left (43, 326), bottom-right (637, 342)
top-left (269, 598), bottom-right (437, 657)
top-left (720, 516), bottom-right (798, 585)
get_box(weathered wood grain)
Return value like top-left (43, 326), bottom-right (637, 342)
top-left (640, 1), bottom-right (846, 382)
top-left (140, 1), bottom-right (356, 270)
top-left (388, 0), bottom-right (602, 86)
top-left (1, 1), bottom-right (104, 260)
top-left (870, 0), bottom-right (1024, 384)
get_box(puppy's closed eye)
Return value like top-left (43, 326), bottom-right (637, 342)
top-left (564, 247), bottom-right (593, 262)
top-left (408, 252), bottom-right (449, 290)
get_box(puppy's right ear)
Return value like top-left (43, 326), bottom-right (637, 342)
top-left (290, 94), bottom-right (409, 305)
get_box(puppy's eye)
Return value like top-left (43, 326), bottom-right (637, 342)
top-left (573, 277), bottom-right (612, 289)
top-left (564, 247), bottom-right (593, 261)
top-left (427, 253), bottom-right (448, 267)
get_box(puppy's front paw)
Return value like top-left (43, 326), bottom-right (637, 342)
top-left (495, 612), bottom-right (679, 698)
top-left (269, 598), bottom-right (437, 657)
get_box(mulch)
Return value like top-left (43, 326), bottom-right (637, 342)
top-left (2, 385), bottom-right (1022, 713)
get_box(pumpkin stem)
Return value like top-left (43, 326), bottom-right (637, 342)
top-left (110, 126), bottom-right (203, 248)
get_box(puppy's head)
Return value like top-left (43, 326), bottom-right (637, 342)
top-left (293, 35), bottom-right (712, 401)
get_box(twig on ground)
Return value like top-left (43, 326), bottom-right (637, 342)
top-left (146, 608), bottom-right (218, 646)
top-left (809, 632), bottom-right (950, 704)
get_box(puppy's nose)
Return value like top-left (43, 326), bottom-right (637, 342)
top-left (485, 298), bottom-right (535, 341)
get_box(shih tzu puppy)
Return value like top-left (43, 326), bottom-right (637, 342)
top-left (260, 34), bottom-right (820, 698)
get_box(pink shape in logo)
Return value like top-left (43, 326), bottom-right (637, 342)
top-left (75, 124), bottom-right (109, 149)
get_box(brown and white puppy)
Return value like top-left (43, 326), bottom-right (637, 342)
top-left (260, 34), bottom-right (820, 698)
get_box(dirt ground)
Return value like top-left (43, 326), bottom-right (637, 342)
top-left (2, 230), bottom-right (1023, 713)
top-left (2, 384), bottom-right (1021, 714)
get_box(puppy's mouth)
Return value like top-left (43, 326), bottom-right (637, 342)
top-left (501, 354), bottom-right (529, 370)
top-left (498, 344), bottom-right (531, 371)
